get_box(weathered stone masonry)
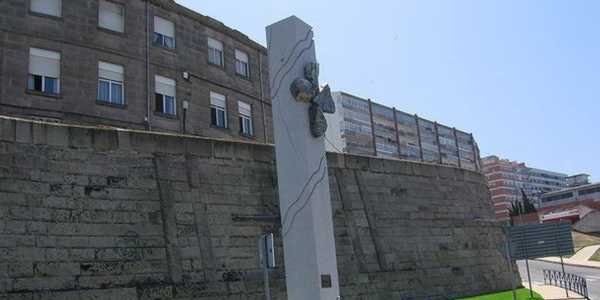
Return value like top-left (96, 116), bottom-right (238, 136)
top-left (0, 116), bottom-right (515, 299)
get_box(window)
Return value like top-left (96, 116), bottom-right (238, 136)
top-left (153, 16), bottom-right (175, 49)
top-left (28, 48), bottom-right (60, 95)
top-left (235, 49), bottom-right (249, 78)
top-left (98, 62), bottom-right (124, 105)
top-left (210, 92), bottom-right (227, 128)
top-left (238, 101), bottom-right (253, 136)
top-left (99, 0), bottom-right (124, 33)
top-left (208, 38), bottom-right (224, 67)
top-left (30, 0), bottom-right (62, 17)
top-left (155, 75), bottom-right (176, 116)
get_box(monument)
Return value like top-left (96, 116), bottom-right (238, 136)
top-left (266, 17), bottom-right (341, 299)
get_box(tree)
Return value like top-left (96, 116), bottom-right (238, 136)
top-left (509, 189), bottom-right (537, 217)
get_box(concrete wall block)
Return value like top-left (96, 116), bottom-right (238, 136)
top-left (45, 126), bottom-right (69, 147)
top-left (130, 132), bottom-right (157, 153)
top-left (326, 152), bottom-right (345, 169)
top-left (15, 121), bottom-right (32, 144)
top-left (0, 118), bottom-right (15, 142)
top-left (12, 276), bottom-right (76, 292)
top-left (185, 138), bottom-right (212, 158)
top-left (68, 128), bottom-right (93, 149)
top-left (31, 124), bottom-right (47, 145)
top-left (344, 155), bottom-right (370, 170)
top-left (156, 135), bottom-right (185, 154)
top-left (93, 130), bottom-right (119, 152)
top-left (233, 143), bottom-right (253, 161)
top-left (34, 262), bottom-right (80, 277)
top-left (252, 144), bottom-right (274, 163)
top-left (213, 141), bottom-right (234, 159)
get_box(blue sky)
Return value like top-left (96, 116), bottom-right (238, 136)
top-left (176, 0), bottom-right (600, 180)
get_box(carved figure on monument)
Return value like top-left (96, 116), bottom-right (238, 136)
top-left (290, 63), bottom-right (336, 138)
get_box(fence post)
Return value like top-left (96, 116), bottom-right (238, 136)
top-left (415, 114), bottom-right (424, 162)
top-left (393, 107), bottom-right (401, 159)
top-left (367, 99), bottom-right (377, 157)
top-left (453, 128), bottom-right (462, 169)
top-left (434, 122), bottom-right (443, 164)
top-left (470, 133), bottom-right (480, 171)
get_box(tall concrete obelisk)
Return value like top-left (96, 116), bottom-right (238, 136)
top-left (266, 17), bottom-right (340, 299)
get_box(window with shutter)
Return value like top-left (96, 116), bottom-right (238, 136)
top-left (99, 0), bottom-right (125, 33)
top-left (98, 62), bottom-right (125, 105)
top-left (238, 101), bottom-right (253, 136)
top-left (155, 75), bottom-right (176, 115)
top-left (208, 38), bottom-right (224, 67)
top-left (235, 50), bottom-right (249, 78)
top-left (30, 0), bottom-right (62, 17)
top-left (153, 16), bottom-right (175, 49)
top-left (28, 48), bottom-right (61, 95)
top-left (210, 92), bottom-right (227, 128)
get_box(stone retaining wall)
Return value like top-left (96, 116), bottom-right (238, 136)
top-left (0, 116), bottom-right (515, 299)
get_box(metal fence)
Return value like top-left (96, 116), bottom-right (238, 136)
top-left (543, 269), bottom-right (589, 299)
top-left (332, 92), bottom-right (481, 171)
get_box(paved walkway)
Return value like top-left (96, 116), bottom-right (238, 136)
top-left (571, 245), bottom-right (600, 261)
top-left (533, 285), bottom-right (585, 299)
top-left (539, 245), bottom-right (600, 269)
top-left (526, 282), bottom-right (585, 299)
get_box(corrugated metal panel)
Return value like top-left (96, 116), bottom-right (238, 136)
top-left (437, 125), bottom-right (459, 167)
top-left (372, 103), bottom-right (397, 158)
top-left (418, 118), bottom-right (439, 163)
top-left (396, 111), bottom-right (420, 161)
top-left (341, 95), bottom-right (374, 156)
top-left (508, 223), bottom-right (574, 260)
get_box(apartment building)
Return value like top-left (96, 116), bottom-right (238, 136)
top-left (567, 173), bottom-right (591, 187)
top-left (0, 0), bottom-right (272, 143)
top-left (481, 155), bottom-right (569, 220)
top-left (325, 91), bottom-right (480, 171)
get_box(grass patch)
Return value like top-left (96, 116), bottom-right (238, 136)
top-left (456, 288), bottom-right (543, 300)
top-left (591, 248), bottom-right (600, 262)
top-left (572, 231), bottom-right (600, 253)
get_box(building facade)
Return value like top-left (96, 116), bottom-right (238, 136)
top-left (325, 91), bottom-right (481, 171)
top-left (540, 182), bottom-right (600, 212)
top-left (0, 0), bottom-right (272, 143)
top-left (567, 173), bottom-right (591, 187)
top-left (481, 155), bottom-right (569, 220)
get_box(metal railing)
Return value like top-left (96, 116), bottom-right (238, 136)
top-left (543, 269), bottom-right (589, 299)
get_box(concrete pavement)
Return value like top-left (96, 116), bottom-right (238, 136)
top-left (525, 282), bottom-right (584, 299)
top-left (571, 245), bottom-right (600, 261)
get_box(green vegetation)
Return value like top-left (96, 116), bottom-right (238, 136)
top-left (591, 248), bottom-right (600, 262)
top-left (572, 231), bottom-right (600, 253)
top-left (456, 288), bottom-right (543, 300)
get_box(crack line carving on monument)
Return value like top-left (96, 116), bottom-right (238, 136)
top-left (273, 39), bottom-right (316, 166)
top-left (270, 38), bottom-right (315, 101)
top-left (283, 154), bottom-right (328, 238)
top-left (269, 28), bottom-right (313, 95)
top-left (275, 91), bottom-right (304, 164)
top-left (272, 35), bottom-right (315, 165)
top-left (281, 154), bottom-right (327, 225)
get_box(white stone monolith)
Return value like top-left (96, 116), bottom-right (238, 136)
top-left (266, 16), bottom-right (341, 300)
